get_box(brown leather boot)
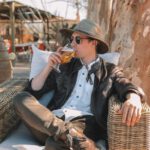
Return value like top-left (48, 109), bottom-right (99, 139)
top-left (72, 136), bottom-right (98, 150)
top-left (58, 128), bottom-right (98, 150)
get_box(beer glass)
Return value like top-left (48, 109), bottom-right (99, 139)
top-left (54, 43), bottom-right (75, 72)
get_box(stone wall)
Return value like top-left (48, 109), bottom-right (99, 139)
top-left (88, 0), bottom-right (150, 104)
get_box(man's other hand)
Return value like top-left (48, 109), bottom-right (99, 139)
top-left (117, 93), bottom-right (142, 126)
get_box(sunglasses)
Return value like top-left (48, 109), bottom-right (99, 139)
top-left (70, 36), bottom-right (91, 45)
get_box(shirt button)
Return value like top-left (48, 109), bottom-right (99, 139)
top-left (76, 96), bottom-right (79, 98)
top-left (79, 84), bottom-right (82, 87)
top-left (82, 73), bottom-right (85, 75)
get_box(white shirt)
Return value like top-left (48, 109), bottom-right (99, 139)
top-left (52, 57), bottom-right (100, 121)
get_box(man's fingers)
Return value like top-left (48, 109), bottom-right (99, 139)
top-left (126, 106), bottom-right (135, 126)
top-left (135, 109), bottom-right (141, 124)
top-left (122, 106), bottom-right (142, 126)
top-left (50, 53), bottom-right (62, 64)
top-left (50, 56), bottom-right (61, 64)
top-left (122, 105), bottom-right (129, 124)
top-left (52, 52), bottom-right (62, 59)
top-left (120, 97), bottom-right (142, 127)
top-left (56, 47), bottom-right (63, 52)
top-left (124, 107), bottom-right (142, 126)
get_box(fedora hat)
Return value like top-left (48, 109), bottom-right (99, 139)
top-left (60, 19), bottom-right (109, 54)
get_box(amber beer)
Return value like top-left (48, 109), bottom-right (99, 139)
top-left (60, 46), bottom-right (76, 64)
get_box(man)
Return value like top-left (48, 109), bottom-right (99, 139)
top-left (14, 19), bottom-right (144, 150)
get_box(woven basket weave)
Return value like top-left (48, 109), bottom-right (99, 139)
top-left (107, 95), bottom-right (150, 150)
top-left (0, 78), bottom-right (27, 142)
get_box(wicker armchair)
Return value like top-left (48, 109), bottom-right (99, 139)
top-left (0, 78), bottom-right (28, 142)
top-left (0, 79), bottom-right (150, 150)
top-left (107, 96), bottom-right (150, 150)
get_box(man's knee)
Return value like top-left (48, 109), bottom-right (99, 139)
top-left (13, 91), bottom-right (36, 111)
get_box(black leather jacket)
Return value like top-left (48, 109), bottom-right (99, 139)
top-left (26, 57), bottom-right (142, 140)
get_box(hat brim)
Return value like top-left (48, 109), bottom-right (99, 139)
top-left (60, 28), bottom-right (109, 54)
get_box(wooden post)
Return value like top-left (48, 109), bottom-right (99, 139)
top-left (75, 0), bottom-right (80, 22)
top-left (10, 1), bottom-right (15, 53)
top-left (21, 21), bottom-right (24, 43)
top-left (46, 18), bottom-right (50, 43)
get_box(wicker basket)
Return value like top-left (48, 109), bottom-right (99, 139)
top-left (0, 78), bottom-right (27, 142)
top-left (107, 95), bottom-right (150, 150)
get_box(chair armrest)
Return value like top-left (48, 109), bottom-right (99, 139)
top-left (0, 78), bottom-right (28, 142)
top-left (107, 95), bottom-right (150, 150)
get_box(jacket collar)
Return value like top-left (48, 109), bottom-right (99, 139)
top-left (72, 56), bottom-right (107, 81)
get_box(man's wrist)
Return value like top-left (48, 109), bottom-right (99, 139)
top-left (126, 93), bottom-right (141, 101)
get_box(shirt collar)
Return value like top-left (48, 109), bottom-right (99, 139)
top-left (80, 56), bottom-right (100, 71)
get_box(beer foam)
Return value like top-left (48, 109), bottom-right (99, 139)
top-left (62, 46), bottom-right (74, 51)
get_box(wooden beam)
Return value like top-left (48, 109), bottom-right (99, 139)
top-left (10, 1), bottom-right (15, 53)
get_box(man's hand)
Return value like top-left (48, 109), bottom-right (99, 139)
top-left (31, 47), bottom-right (63, 91)
top-left (47, 47), bottom-right (62, 69)
top-left (118, 93), bottom-right (142, 126)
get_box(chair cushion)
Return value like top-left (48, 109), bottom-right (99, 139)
top-left (0, 78), bottom-right (27, 142)
top-left (29, 45), bottom-right (52, 80)
top-left (107, 95), bottom-right (150, 150)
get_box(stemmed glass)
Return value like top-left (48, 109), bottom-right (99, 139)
top-left (54, 43), bottom-right (76, 72)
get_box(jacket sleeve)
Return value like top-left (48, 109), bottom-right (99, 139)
top-left (111, 66), bottom-right (145, 102)
top-left (25, 70), bottom-right (57, 99)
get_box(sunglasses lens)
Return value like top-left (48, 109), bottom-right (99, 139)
top-left (76, 37), bottom-right (81, 44)
top-left (70, 36), bottom-right (87, 45)
top-left (70, 36), bottom-right (81, 44)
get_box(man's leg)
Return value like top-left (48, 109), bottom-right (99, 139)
top-left (70, 116), bottom-right (101, 141)
top-left (45, 116), bottom-right (101, 150)
top-left (68, 116), bottom-right (101, 150)
top-left (24, 122), bottom-right (48, 145)
top-left (13, 92), bottom-right (101, 149)
top-left (13, 91), bottom-right (67, 139)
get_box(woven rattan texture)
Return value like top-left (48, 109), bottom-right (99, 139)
top-left (108, 96), bottom-right (150, 150)
top-left (0, 78), bottom-right (27, 142)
